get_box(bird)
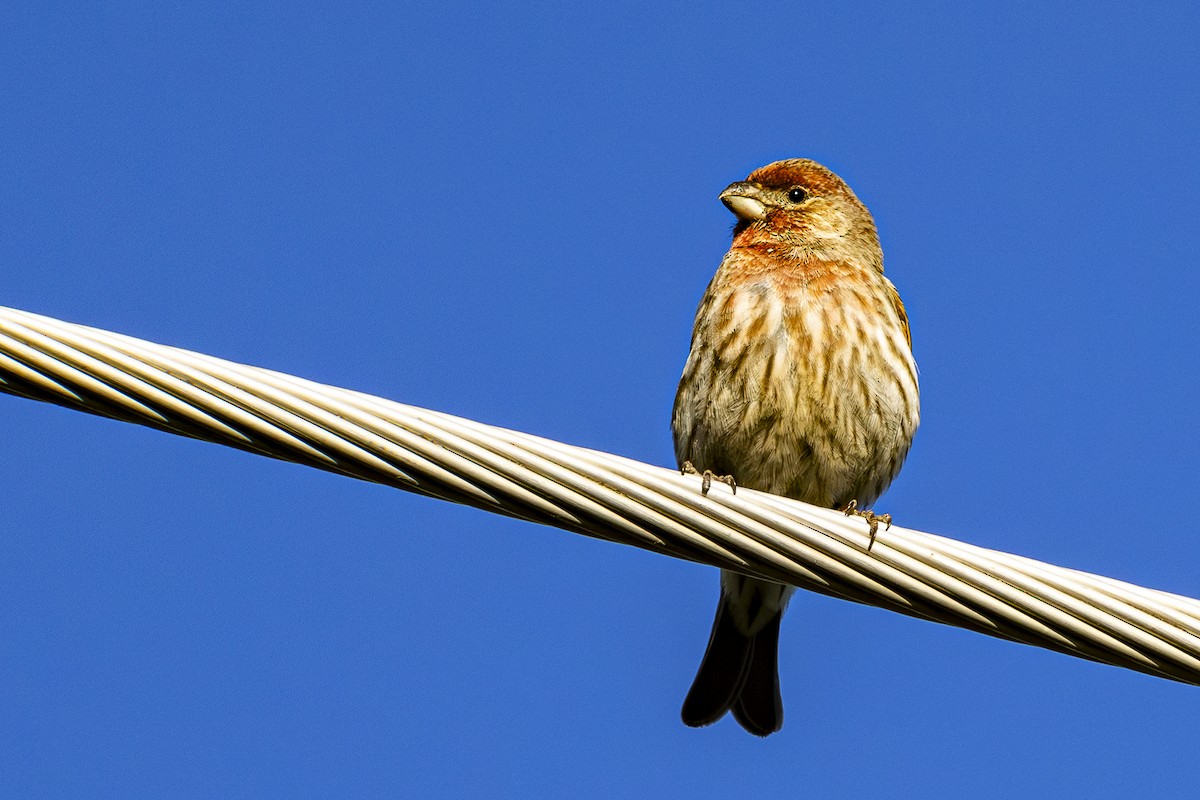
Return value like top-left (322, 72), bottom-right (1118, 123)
top-left (672, 158), bottom-right (920, 736)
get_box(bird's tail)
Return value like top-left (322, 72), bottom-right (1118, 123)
top-left (681, 591), bottom-right (783, 736)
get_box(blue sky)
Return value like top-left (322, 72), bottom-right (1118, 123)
top-left (3, 3), bottom-right (1200, 797)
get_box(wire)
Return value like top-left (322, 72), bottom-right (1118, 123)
top-left (2, 304), bottom-right (1199, 684)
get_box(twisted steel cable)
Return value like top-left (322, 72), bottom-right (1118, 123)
top-left (2, 304), bottom-right (1200, 686)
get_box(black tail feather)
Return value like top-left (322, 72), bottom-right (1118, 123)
top-left (681, 594), bottom-right (783, 735)
top-left (731, 611), bottom-right (783, 736)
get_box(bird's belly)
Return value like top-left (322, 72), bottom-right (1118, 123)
top-left (699, 382), bottom-right (900, 505)
top-left (677, 295), bottom-right (916, 508)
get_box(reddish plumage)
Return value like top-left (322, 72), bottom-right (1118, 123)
top-left (673, 159), bottom-right (919, 736)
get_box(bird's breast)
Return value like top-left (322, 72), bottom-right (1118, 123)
top-left (673, 268), bottom-right (918, 507)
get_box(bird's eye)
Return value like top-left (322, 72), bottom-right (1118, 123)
top-left (787, 188), bottom-right (808, 203)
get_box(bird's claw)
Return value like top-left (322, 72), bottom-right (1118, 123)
top-left (681, 461), bottom-right (737, 496)
top-left (841, 500), bottom-right (892, 550)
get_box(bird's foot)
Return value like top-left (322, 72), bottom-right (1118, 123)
top-left (841, 500), bottom-right (892, 550)
top-left (680, 461), bottom-right (737, 496)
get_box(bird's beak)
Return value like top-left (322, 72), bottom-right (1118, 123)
top-left (720, 181), bottom-right (768, 222)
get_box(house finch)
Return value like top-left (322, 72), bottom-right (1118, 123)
top-left (672, 159), bottom-right (920, 736)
